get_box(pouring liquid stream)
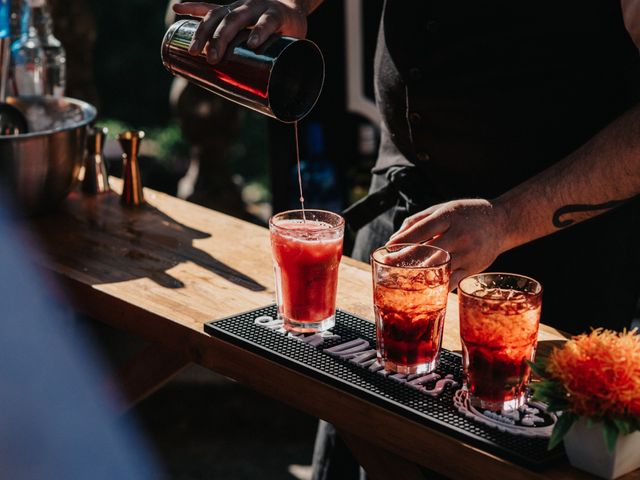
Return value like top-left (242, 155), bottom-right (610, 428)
top-left (294, 120), bottom-right (306, 222)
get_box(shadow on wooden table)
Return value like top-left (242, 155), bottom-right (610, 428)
top-left (30, 192), bottom-right (266, 292)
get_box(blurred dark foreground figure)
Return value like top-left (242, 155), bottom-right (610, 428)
top-left (0, 200), bottom-right (161, 479)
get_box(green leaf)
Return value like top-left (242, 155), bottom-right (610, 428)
top-left (549, 413), bottom-right (576, 450)
top-left (586, 418), bottom-right (596, 429)
top-left (530, 380), bottom-right (559, 400)
top-left (527, 359), bottom-right (547, 378)
top-left (530, 380), bottom-right (569, 412)
top-left (613, 418), bottom-right (631, 436)
top-left (545, 400), bottom-right (570, 413)
top-left (530, 379), bottom-right (553, 392)
top-left (604, 419), bottom-right (619, 453)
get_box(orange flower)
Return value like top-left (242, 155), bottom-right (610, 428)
top-left (546, 329), bottom-right (640, 419)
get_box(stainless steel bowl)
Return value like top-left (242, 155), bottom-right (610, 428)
top-left (0, 96), bottom-right (97, 215)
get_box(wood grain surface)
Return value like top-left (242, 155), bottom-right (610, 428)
top-left (29, 182), bottom-right (566, 352)
top-left (23, 180), bottom-right (638, 480)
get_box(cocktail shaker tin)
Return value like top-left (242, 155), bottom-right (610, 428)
top-left (161, 20), bottom-right (325, 123)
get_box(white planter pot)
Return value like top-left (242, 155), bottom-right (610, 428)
top-left (564, 418), bottom-right (640, 479)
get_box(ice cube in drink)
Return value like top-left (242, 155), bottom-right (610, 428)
top-left (372, 245), bottom-right (451, 374)
top-left (458, 274), bottom-right (542, 411)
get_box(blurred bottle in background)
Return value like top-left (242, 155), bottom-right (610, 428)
top-left (0, 0), bottom-right (8, 38)
top-left (31, 0), bottom-right (65, 96)
top-left (11, 0), bottom-right (65, 96)
top-left (290, 122), bottom-right (343, 213)
top-left (348, 122), bottom-right (379, 205)
top-left (10, 0), bottom-right (45, 95)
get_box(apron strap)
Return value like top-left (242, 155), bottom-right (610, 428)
top-left (342, 166), bottom-right (428, 232)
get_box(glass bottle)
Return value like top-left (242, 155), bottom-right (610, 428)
top-left (31, 0), bottom-right (64, 96)
top-left (11, 0), bottom-right (44, 96)
top-left (11, 0), bottom-right (65, 96)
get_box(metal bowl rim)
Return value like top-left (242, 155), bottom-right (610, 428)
top-left (0, 95), bottom-right (97, 139)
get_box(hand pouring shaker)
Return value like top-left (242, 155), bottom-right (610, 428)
top-left (161, 20), bottom-right (324, 123)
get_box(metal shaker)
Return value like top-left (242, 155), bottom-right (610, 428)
top-left (161, 19), bottom-right (324, 123)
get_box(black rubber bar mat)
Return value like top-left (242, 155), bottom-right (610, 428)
top-left (204, 305), bottom-right (564, 470)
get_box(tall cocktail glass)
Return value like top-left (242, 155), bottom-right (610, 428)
top-left (269, 210), bottom-right (344, 333)
top-left (371, 244), bottom-right (451, 374)
top-left (458, 273), bottom-right (543, 412)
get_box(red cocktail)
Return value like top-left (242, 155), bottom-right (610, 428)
top-left (458, 273), bottom-right (542, 411)
top-left (372, 244), bottom-right (451, 374)
top-left (270, 210), bottom-right (344, 332)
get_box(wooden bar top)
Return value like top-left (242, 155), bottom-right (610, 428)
top-left (24, 182), bottom-right (638, 480)
top-left (30, 183), bottom-right (566, 352)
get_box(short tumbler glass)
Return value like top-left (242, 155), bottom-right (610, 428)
top-left (372, 244), bottom-right (451, 374)
top-left (458, 273), bottom-right (543, 412)
top-left (269, 210), bottom-right (344, 333)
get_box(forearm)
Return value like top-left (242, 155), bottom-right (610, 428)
top-left (495, 103), bottom-right (640, 253)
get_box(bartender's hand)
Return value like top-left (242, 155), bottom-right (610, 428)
top-left (173, 1), bottom-right (310, 64)
top-left (387, 199), bottom-right (509, 290)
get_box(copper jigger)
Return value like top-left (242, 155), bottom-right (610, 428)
top-left (118, 130), bottom-right (145, 207)
top-left (82, 126), bottom-right (110, 194)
